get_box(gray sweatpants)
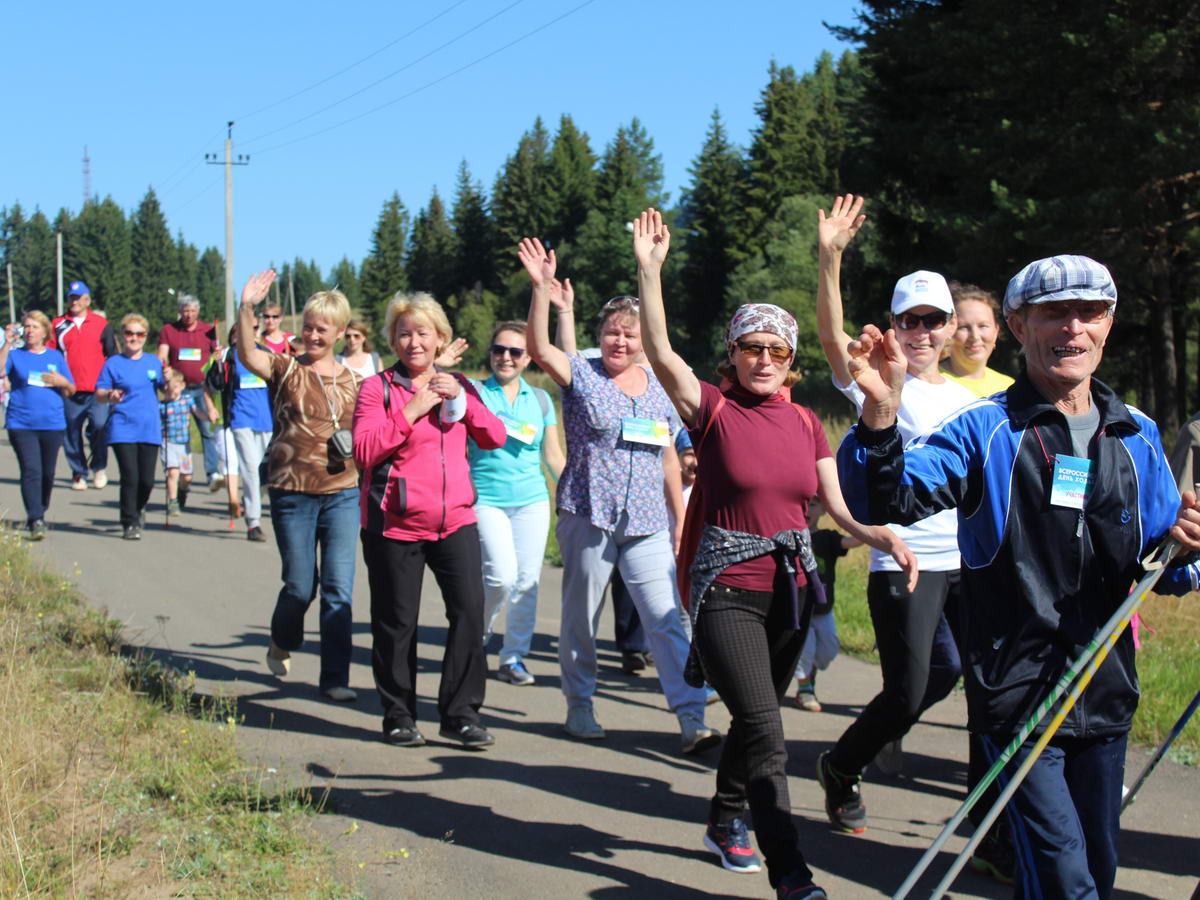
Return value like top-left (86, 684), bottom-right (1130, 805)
top-left (232, 428), bottom-right (271, 528)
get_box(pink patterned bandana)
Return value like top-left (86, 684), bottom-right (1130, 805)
top-left (725, 303), bottom-right (798, 351)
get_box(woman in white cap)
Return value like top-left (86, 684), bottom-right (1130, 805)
top-left (813, 194), bottom-right (977, 836)
top-left (634, 207), bottom-right (915, 899)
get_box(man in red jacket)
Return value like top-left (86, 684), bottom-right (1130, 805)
top-left (49, 281), bottom-right (118, 490)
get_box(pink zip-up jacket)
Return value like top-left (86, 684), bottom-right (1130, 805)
top-left (353, 367), bottom-right (507, 541)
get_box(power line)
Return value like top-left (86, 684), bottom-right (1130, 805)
top-left (152, 127), bottom-right (226, 193)
top-left (241, 0), bottom-right (527, 149)
top-left (254, 0), bottom-right (599, 157)
top-left (168, 172), bottom-right (224, 216)
top-left (236, 0), bottom-right (474, 122)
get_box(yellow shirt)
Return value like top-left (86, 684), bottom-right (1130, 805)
top-left (941, 365), bottom-right (1014, 399)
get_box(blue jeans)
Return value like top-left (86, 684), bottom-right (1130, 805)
top-left (476, 500), bottom-right (550, 665)
top-left (8, 428), bottom-right (64, 521)
top-left (183, 384), bottom-right (219, 479)
top-left (62, 390), bottom-right (109, 478)
top-left (268, 488), bottom-right (359, 690)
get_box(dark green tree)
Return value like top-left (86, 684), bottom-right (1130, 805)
top-left (407, 189), bottom-right (459, 307)
top-left (545, 114), bottom-right (596, 248)
top-left (359, 192), bottom-right (410, 324)
top-left (131, 188), bottom-right (177, 327)
top-left (63, 197), bottom-right (134, 319)
top-left (491, 118), bottom-right (553, 263)
top-left (450, 161), bottom-right (496, 297)
top-left (196, 247), bottom-right (225, 317)
top-left (328, 256), bottom-right (363, 312)
top-left (4, 208), bottom-right (57, 314)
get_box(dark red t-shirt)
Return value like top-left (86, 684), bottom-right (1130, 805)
top-left (159, 320), bottom-right (218, 385)
top-left (691, 380), bottom-right (831, 592)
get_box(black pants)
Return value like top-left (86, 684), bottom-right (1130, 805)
top-left (832, 569), bottom-right (962, 774)
top-left (695, 582), bottom-right (812, 888)
top-left (8, 428), bottom-right (64, 522)
top-left (611, 570), bottom-right (649, 653)
top-left (361, 525), bottom-right (487, 732)
top-left (111, 442), bottom-right (159, 527)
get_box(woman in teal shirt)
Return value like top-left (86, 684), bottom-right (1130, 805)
top-left (469, 321), bottom-right (565, 686)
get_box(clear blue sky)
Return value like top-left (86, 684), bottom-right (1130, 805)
top-left (4, 1), bottom-right (860, 289)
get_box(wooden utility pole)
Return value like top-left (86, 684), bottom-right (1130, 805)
top-left (287, 272), bottom-right (296, 329)
top-left (205, 122), bottom-right (249, 330)
top-left (55, 232), bottom-right (64, 316)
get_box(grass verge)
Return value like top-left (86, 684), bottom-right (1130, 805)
top-left (0, 529), bottom-right (356, 897)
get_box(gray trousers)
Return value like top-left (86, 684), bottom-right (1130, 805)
top-left (232, 428), bottom-right (271, 528)
top-left (556, 510), bottom-right (706, 720)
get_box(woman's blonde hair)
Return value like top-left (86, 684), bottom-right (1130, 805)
top-left (344, 318), bottom-right (374, 353)
top-left (383, 292), bottom-right (452, 352)
top-left (303, 290), bottom-right (352, 331)
top-left (120, 313), bottom-right (149, 335)
top-left (21, 310), bottom-right (52, 340)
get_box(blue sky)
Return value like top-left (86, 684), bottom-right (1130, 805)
top-left (4, 1), bottom-right (860, 289)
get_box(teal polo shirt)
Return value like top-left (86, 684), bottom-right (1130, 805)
top-left (468, 375), bottom-right (556, 508)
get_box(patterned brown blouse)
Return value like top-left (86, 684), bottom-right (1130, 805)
top-left (265, 353), bottom-right (361, 493)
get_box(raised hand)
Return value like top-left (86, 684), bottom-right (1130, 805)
top-left (4, 324), bottom-right (19, 347)
top-left (548, 277), bottom-right (574, 314)
top-left (434, 338), bottom-right (468, 369)
top-left (632, 208), bottom-right (670, 269)
top-left (241, 270), bottom-right (277, 308)
top-left (517, 238), bottom-right (556, 287)
top-left (817, 194), bottom-right (867, 254)
top-left (846, 323), bottom-right (906, 409)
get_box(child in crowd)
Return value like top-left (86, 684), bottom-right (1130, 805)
top-left (160, 368), bottom-right (214, 517)
top-left (794, 497), bottom-right (860, 711)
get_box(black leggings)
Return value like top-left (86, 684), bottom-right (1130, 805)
top-left (831, 569), bottom-right (962, 774)
top-left (111, 442), bottom-right (159, 526)
top-left (8, 429), bottom-right (64, 522)
top-left (695, 582), bottom-right (812, 889)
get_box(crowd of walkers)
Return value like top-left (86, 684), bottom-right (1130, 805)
top-left (5, 195), bottom-right (1200, 900)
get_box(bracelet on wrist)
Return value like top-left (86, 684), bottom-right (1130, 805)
top-left (558, 308), bottom-right (575, 316)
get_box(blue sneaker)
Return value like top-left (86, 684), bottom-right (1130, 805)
top-left (703, 818), bottom-right (761, 873)
top-left (497, 660), bottom-right (535, 686)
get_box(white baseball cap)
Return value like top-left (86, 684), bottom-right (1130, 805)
top-left (891, 271), bottom-right (954, 316)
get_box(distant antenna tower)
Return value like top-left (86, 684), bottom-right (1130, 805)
top-left (82, 145), bottom-right (92, 206)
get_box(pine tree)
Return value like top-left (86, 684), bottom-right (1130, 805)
top-left (291, 258), bottom-right (324, 305)
top-left (131, 188), bottom-right (177, 327)
top-left (450, 161), bottom-right (496, 296)
top-left (360, 192), bottom-right (410, 325)
top-left (545, 114), bottom-right (596, 248)
top-left (678, 109), bottom-right (748, 360)
top-left (491, 118), bottom-right (553, 259)
top-left (328, 257), bottom-right (363, 312)
top-left (196, 247), bottom-right (224, 317)
top-left (6, 209), bottom-right (57, 314)
top-left (406, 189), bottom-right (458, 306)
top-left (64, 197), bottom-right (134, 319)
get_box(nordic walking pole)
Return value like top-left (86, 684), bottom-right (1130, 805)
top-left (893, 537), bottom-right (1180, 900)
top-left (1122, 686), bottom-right (1200, 812)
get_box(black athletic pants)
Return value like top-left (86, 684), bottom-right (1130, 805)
top-left (695, 581), bottom-right (813, 889)
top-left (361, 524), bottom-right (487, 732)
top-left (111, 442), bottom-right (158, 527)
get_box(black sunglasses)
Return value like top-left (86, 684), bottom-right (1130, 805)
top-left (894, 311), bottom-right (951, 331)
top-left (490, 344), bottom-right (525, 359)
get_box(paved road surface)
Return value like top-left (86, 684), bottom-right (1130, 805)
top-left (3, 450), bottom-right (1197, 898)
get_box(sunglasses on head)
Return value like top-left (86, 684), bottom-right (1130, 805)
top-left (894, 311), bottom-right (951, 331)
top-left (735, 340), bottom-right (792, 363)
top-left (490, 344), bottom-right (525, 359)
top-left (123, 329), bottom-right (147, 337)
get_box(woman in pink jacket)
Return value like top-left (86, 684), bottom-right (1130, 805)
top-left (353, 292), bottom-right (507, 750)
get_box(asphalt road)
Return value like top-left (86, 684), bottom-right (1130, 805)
top-left (3, 449), bottom-right (1198, 899)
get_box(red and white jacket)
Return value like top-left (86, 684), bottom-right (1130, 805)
top-left (48, 312), bottom-right (117, 392)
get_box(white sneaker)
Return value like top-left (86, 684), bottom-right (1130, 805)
top-left (680, 714), bottom-right (721, 755)
top-left (71, 477), bottom-right (88, 491)
top-left (91, 470), bottom-right (108, 489)
top-left (564, 706), bottom-right (605, 740)
top-left (322, 686), bottom-right (357, 702)
top-left (265, 641), bottom-right (290, 676)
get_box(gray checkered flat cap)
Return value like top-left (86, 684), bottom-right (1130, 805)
top-left (1002, 255), bottom-right (1117, 316)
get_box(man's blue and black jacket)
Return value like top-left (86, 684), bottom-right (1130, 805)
top-left (839, 371), bottom-right (1199, 739)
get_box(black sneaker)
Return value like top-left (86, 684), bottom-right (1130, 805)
top-left (969, 824), bottom-right (1016, 885)
top-left (622, 650), bottom-right (649, 674)
top-left (122, 524), bottom-right (141, 541)
top-left (816, 751), bottom-right (866, 833)
top-left (383, 725), bottom-right (426, 747)
top-left (178, 483), bottom-right (189, 510)
top-left (438, 723), bottom-right (495, 749)
top-left (28, 519), bottom-right (47, 541)
top-left (703, 818), bottom-right (761, 873)
top-left (776, 871), bottom-right (829, 899)
top-left (247, 525), bottom-right (267, 542)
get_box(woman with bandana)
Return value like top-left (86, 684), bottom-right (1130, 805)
top-left (633, 208), bottom-right (915, 900)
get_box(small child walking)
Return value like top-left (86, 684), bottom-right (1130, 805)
top-left (160, 368), bottom-right (214, 517)
top-left (794, 497), bottom-right (860, 711)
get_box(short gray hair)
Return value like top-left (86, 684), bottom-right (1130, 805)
top-left (177, 293), bottom-right (200, 311)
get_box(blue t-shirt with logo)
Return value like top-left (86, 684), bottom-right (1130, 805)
top-left (96, 353), bottom-right (164, 444)
top-left (226, 349), bottom-right (273, 432)
top-left (4, 347), bottom-right (74, 430)
top-left (467, 375), bottom-right (556, 508)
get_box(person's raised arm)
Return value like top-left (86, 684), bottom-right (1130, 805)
top-left (518, 238), bottom-right (571, 387)
top-left (237, 271), bottom-right (277, 380)
top-left (0, 324), bottom-right (17, 373)
top-left (815, 456), bottom-right (917, 591)
top-left (550, 278), bottom-right (577, 355)
top-left (816, 194), bottom-right (867, 388)
top-left (634, 208), bottom-right (701, 425)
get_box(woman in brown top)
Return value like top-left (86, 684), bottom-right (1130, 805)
top-left (237, 269), bottom-right (362, 702)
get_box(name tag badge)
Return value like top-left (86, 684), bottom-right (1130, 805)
top-left (495, 411), bottom-right (536, 444)
top-left (239, 373), bottom-right (266, 390)
top-left (147, 369), bottom-right (158, 381)
top-left (622, 417), bottom-right (670, 447)
top-left (1050, 454), bottom-right (1093, 510)
top-left (28, 371), bottom-right (48, 387)
top-left (178, 348), bottom-right (202, 362)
